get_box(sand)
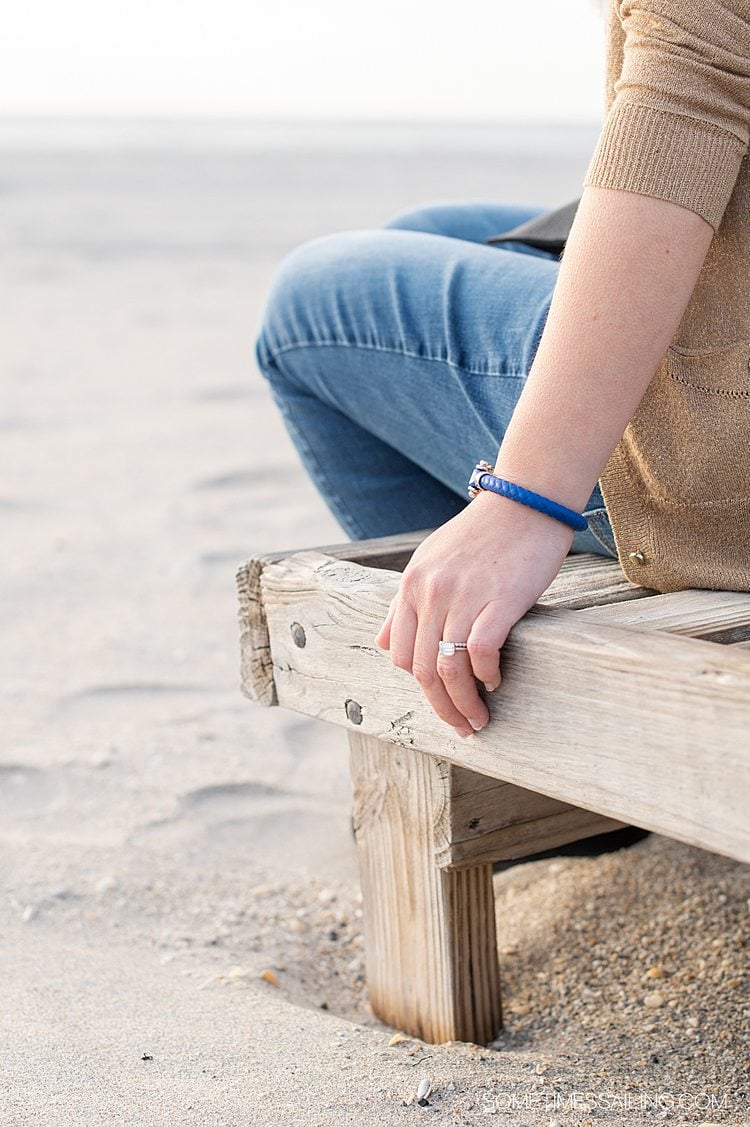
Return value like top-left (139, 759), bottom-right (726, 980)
top-left (1, 119), bottom-right (748, 1126)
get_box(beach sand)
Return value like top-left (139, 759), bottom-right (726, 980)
top-left (1, 120), bottom-right (748, 1125)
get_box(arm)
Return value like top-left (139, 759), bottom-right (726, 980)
top-left (376, 188), bottom-right (714, 737)
top-left (495, 0), bottom-right (750, 513)
top-left (492, 183), bottom-right (714, 514)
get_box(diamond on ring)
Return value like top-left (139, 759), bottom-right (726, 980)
top-left (438, 641), bottom-right (469, 657)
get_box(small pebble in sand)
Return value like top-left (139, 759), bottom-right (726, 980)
top-left (21, 906), bottom-right (38, 923)
top-left (227, 966), bottom-right (248, 979)
top-left (508, 1001), bottom-right (532, 1016)
top-left (416, 1078), bottom-right (432, 1106)
top-left (94, 875), bottom-right (118, 895)
top-left (249, 884), bottom-right (272, 898)
top-left (259, 969), bottom-right (279, 987)
top-left (645, 964), bottom-right (665, 979)
top-left (389, 1033), bottom-right (409, 1046)
top-left (643, 991), bottom-right (666, 1008)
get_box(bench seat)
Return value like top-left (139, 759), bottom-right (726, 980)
top-left (237, 531), bottom-right (750, 1045)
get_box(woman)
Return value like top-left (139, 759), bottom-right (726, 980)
top-left (255, 0), bottom-right (750, 739)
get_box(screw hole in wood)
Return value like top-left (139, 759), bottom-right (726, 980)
top-left (345, 699), bottom-right (363, 725)
top-left (290, 622), bottom-right (306, 648)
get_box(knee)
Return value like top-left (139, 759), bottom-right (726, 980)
top-left (255, 232), bottom-right (343, 375)
top-left (255, 228), bottom-right (394, 372)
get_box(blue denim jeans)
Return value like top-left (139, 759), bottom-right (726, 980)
top-left (254, 199), bottom-right (617, 557)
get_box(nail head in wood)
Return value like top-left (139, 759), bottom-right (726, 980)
top-left (290, 621), bottom-right (307, 648)
top-left (345, 699), bottom-right (363, 725)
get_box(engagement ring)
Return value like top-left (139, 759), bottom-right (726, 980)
top-left (438, 641), bottom-right (469, 657)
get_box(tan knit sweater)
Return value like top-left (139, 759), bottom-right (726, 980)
top-left (583, 0), bottom-right (750, 592)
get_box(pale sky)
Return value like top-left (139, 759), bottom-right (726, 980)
top-left (0, 0), bottom-right (606, 121)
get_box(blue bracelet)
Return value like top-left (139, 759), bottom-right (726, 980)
top-left (467, 461), bottom-right (588, 532)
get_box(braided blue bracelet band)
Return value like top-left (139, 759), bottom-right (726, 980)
top-left (467, 461), bottom-right (589, 532)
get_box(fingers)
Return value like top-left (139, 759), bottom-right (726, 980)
top-left (467, 600), bottom-right (513, 690)
top-left (435, 616), bottom-right (490, 732)
top-left (374, 586), bottom-right (513, 738)
top-left (374, 596), bottom-right (397, 651)
top-left (385, 598), bottom-right (418, 675)
top-left (411, 613), bottom-right (476, 737)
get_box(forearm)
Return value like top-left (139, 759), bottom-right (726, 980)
top-left (494, 185), bottom-right (715, 512)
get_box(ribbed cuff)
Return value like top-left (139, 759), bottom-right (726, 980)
top-left (583, 99), bottom-right (746, 232)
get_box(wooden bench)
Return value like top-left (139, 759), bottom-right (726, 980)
top-left (236, 531), bottom-right (750, 1046)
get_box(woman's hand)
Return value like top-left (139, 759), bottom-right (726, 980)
top-left (374, 490), bottom-right (573, 737)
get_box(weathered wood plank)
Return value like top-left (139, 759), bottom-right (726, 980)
top-left (245, 529), bottom-right (430, 577)
top-left (536, 554), bottom-right (655, 609)
top-left (251, 531), bottom-right (652, 607)
top-left (578, 589), bottom-right (750, 643)
top-left (236, 533), bottom-right (431, 703)
top-left (259, 551), bottom-right (750, 863)
top-left (349, 733), bottom-right (502, 1044)
top-left (237, 545), bottom-right (651, 702)
top-left (236, 534), bottom-right (429, 704)
top-left (436, 771), bottom-right (624, 869)
top-left (236, 558), bottom-right (276, 706)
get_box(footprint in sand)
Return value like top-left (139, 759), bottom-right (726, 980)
top-left (54, 682), bottom-right (220, 719)
top-left (0, 764), bottom-right (60, 814)
top-left (134, 780), bottom-right (357, 878)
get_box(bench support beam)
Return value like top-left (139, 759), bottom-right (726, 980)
top-left (349, 733), bottom-right (502, 1045)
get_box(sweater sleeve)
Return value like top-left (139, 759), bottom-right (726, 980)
top-left (584, 0), bottom-right (750, 231)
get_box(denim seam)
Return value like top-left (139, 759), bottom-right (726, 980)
top-left (288, 422), bottom-right (371, 539)
top-left (265, 339), bottom-right (528, 379)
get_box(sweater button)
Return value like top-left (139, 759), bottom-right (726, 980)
top-left (627, 550), bottom-right (646, 565)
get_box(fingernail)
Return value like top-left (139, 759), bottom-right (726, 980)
top-left (484, 682), bottom-right (500, 692)
top-left (453, 725), bottom-right (473, 739)
top-left (469, 718), bottom-right (485, 732)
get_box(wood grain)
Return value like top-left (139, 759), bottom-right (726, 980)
top-left (237, 544), bottom-right (652, 703)
top-left (578, 589), bottom-right (750, 643)
top-left (437, 770), bottom-right (624, 869)
top-left (258, 551), bottom-right (750, 863)
top-left (349, 733), bottom-right (502, 1044)
top-left (236, 558), bottom-right (276, 706)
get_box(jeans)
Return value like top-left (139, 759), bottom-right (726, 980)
top-left (254, 199), bottom-right (617, 558)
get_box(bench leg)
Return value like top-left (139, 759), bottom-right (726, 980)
top-left (348, 733), bottom-right (502, 1045)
